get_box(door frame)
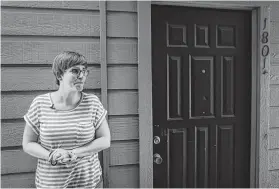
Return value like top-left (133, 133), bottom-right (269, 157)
top-left (138, 1), bottom-right (271, 188)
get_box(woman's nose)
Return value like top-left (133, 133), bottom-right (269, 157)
top-left (77, 72), bottom-right (84, 78)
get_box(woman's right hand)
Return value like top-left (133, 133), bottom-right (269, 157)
top-left (50, 148), bottom-right (71, 164)
top-left (50, 149), bottom-right (79, 165)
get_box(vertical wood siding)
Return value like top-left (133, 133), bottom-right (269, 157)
top-left (1, 1), bottom-right (139, 188)
top-left (268, 4), bottom-right (279, 188)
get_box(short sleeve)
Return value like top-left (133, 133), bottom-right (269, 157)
top-left (93, 97), bottom-right (107, 129)
top-left (23, 98), bottom-right (40, 135)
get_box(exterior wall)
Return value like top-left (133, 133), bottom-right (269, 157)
top-left (268, 4), bottom-right (279, 188)
top-left (1, 1), bottom-right (139, 188)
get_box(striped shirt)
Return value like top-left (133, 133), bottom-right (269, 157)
top-left (24, 92), bottom-right (107, 188)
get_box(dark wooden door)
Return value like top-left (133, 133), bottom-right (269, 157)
top-left (152, 5), bottom-right (251, 188)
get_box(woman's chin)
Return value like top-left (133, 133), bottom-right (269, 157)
top-left (75, 85), bottom-right (83, 91)
top-left (71, 84), bottom-right (84, 91)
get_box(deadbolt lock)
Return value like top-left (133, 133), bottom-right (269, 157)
top-left (153, 136), bottom-right (161, 144)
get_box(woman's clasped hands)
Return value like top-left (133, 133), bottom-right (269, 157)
top-left (48, 148), bottom-right (78, 166)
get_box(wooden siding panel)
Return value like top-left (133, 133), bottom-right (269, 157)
top-left (110, 165), bottom-right (139, 188)
top-left (2, 145), bottom-right (138, 174)
top-left (107, 12), bottom-right (137, 37)
top-left (1, 121), bottom-right (25, 147)
top-left (2, 116), bottom-right (139, 148)
top-left (2, 93), bottom-right (39, 120)
top-left (2, 91), bottom-right (137, 119)
top-left (108, 66), bottom-right (138, 89)
top-left (270, 65), bottom-right (279, 84)
top-left (271, 43), bottom-right (279, 64)
top-left (108, 39), bottom-right (138, 64)
top-left (108, 90), bottom-right (138, 115)
top-left (270, 85), bottom-right (279, 106)
top-left (110, 141), bottom-right (139, 165)
top-left (1, 66), bottom-right (101, 91)
top-left (268, 149), bottom-right (279, 170)
top-left (1, 173), bottom-right (35, 188)
top-left (2, 10), bottom-right (100, 36)
top-left (1, 165), bottom-right (140, 188)
top-left (270, 107), bottom-right (279, 128)
top-left (107, 1), bottom-right (137, 12)
top-left (1, 37), bottom-right (100, 65)
top-left (109, 116), bottom-right (139, 141)
top-left (269, 128), bottom-right (279, 149)
top-left (269, 171), bottom-right (279, 188)
top-left (1, 38), bottom-right (139, 65)
top-left (271, 21), bottom-right (279, 43)
top-left (1, 91), bottom-right (101, 120)
top-left (271, 5), bottom-right (279, 21)
top-left (0, 67), bottom-right (138, 117)
top-left (1, 1), bottom-right (99, 10)
top-left (1, 150), bottom-right (37, 174)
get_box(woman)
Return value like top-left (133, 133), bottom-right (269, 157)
top-left (22, 51), bottom-right (111, 188)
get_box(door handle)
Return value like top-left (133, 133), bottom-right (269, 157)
top-left (154, 153), bottom-right (163, 164)
top-left (154, 136), bottom-right (161, 144)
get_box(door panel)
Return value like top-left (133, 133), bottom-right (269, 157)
top-left (152, 5), bottom-right (251, 188)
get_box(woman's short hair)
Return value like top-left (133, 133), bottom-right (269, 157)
top-left (52, 51), bottom-right (88, 86)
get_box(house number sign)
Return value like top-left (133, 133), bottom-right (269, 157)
top-left (262, 17), bottom-right (269, 74)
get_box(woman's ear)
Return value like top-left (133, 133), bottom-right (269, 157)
top-left (58, 75), bottom-right (63, 81)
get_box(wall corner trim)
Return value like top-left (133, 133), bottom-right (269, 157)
top-left (258, 4), bottom-right (271, 188)
top-left (138, 1), bottom-right (153, 188)
top-left (100, 1), bottom-right (110, 188)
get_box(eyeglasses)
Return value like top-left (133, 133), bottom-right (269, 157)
top-left (69, 68), bottom-right (89, 77)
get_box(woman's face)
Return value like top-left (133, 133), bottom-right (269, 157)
top-left (60, 65), bottom-right (88, 92)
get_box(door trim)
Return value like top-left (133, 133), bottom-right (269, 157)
top-left (138, 2), bottom-right (271, 188)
